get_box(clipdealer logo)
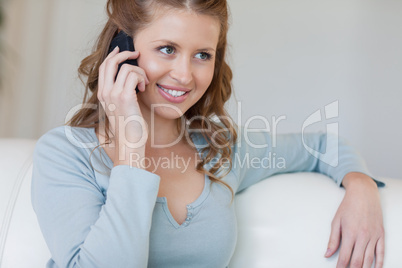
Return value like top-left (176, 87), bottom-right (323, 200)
top-left (302, 100), bottom-right (339, 167)
top-left (63, 100), bottom-right (340, 168)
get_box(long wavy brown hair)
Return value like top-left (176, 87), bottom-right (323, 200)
top-left (67, 0), bottom-right (238, 197)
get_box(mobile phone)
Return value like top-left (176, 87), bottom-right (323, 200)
top-left (108, 30), bottom-right (139, 93)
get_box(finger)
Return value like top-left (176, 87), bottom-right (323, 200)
top-left (99, 46), bottom-right (120, 90)
top-left (103, 51), bottom-right (140, 91)
top-left (362, 240), bottom-right (376, 268)
top-left (131, 65), bottom-right (149, 85)
top-left (326, 219), bottom-right (341, 257)
top-left (124, 72), bottom-right (146, 94)
top-left (374, 237), bottom-right (385, 268)
top-left (349, 236), bottom-right (369, 268)
top-left (126, 51), bottom-right (149, 84)
top-left (114, 64), bottom-right (136, 92)
top-left (114, 62), bottom-right (148, 88)
top-left (107, 45), bottom-right (120, 58)
top-left (336, 237), bottom-right (354, 268)
top-left (116, 59), bottom-right (149, 86)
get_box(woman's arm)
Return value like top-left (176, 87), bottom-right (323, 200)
top-left (232, 128), bottom-right (385, 268)
top-left (233, 129), bottom-right (383, 192)
top-left (32, 128), bottom-right (160, 268)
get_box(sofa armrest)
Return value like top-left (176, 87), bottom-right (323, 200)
top-left (229, 172), bottom-right (402, 267)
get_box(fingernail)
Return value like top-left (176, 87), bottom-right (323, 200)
top-left (114, 46), bottom-right (119, 51)
top-left (324, 248), bottom-right (331, 257)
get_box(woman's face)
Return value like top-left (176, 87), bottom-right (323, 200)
top-left (134, 9), bottom-right (220, 120)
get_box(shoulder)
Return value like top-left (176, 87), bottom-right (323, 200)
top-left (35, 125), bottom-right (98, 152)
top-left (36, 125), bottom-right (97, 148)
top-left (33, 125), bottom-right (99, 170)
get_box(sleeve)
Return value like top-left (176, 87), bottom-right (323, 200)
top-left (233, 128), bottom-right (384, 193)
top-left (31, 129), bottom-right (160, 268)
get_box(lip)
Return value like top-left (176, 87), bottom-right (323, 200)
top-left (157, 84), bottom-right (190, 104)
top-left (158, 84), bottom-right (192, 92)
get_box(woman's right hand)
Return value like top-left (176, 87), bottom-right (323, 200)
top-left (97, 46), bottom-right (149, 166)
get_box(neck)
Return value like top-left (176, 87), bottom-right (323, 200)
top-left (139, 103), bottom-right (186, 150)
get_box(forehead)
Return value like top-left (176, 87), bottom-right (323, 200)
top-left (136, 9), bottom-right (220, 48)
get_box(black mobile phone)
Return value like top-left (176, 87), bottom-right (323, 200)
top-left (108, 30), bottom-right (139, 93)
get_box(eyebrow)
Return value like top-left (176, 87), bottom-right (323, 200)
top-left (151, 39), bottom-right (216, 52)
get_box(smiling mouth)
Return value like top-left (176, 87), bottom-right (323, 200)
top-left (157, 84), bottom-right (190, 97)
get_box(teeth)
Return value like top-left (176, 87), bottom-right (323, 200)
top-left (158, 85), bottom-right (186, 97)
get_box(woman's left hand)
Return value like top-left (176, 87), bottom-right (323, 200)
top-left (325, 172), bottom-right (385, 268)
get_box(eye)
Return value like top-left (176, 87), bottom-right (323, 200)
top-left (195, 52), bottom-right (212, 61)
top-left (159, 46), bottom-right (175, 55)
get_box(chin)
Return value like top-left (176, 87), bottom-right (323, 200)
top-left (152, 105), bottom-right (186, 120)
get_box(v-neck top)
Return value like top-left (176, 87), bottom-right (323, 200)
top-left (31, 126), bottom-right (383, 268)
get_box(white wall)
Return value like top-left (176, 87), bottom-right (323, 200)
top-left (227, 0), bottom-right (402, 179)
top-left (0, 0), bottom-right (401, 179)
top-left (0, 0), bottom-right (105, 138)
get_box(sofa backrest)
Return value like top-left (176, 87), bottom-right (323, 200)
top-left (0, 139), bottom-right (51, 268)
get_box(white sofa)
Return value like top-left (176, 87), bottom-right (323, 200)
top-left (0, 138), bottom-right (401, 268)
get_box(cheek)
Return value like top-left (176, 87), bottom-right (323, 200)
top-left (198, 67), bottom-right (215, 92)
top-left (137, 56), bottom-right (166, 82)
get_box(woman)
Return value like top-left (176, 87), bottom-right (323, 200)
top-left (31, 0), bottom-right (385, 267)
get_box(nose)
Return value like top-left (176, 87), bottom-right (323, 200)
top-left (170, 57), bottom-right (193, 86)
